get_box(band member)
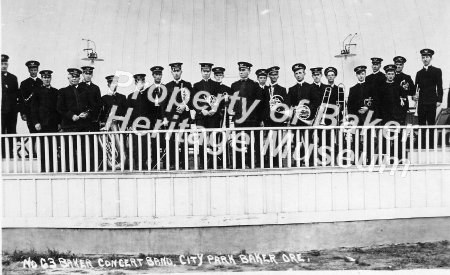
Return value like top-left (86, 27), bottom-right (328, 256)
top-left (99, 75), bottom-right (128, 128)
top-left (193, 63), bottom-right (221, 168)
top-left (213, 66), bottom-right (232, 168)
top-left (79, 66), bottom-right (102, 131)
top-left (127, 73), bottom-right (155, 170)
top-left (288, 64), bottom-right (313, 125)
top-left (19, 60), bottom-right (42, 156)
top-left (31, 70), bottom-right (60, 171)
top-left (308, 67), bottom-right (325, 121)
top-left (231, 62), bottom-right (263, 168)
top-left (163, 62), bottom-right (193, 169)
top-left (366, 57), bottom-right (385, 119)
top-left (378, 64), bottom-right (406, 124)
top-left (324, 67), bottom-right (343, 125)
top-left (264, 66), bottom-right (288, 168)
top-left (348, 65), bottom-right (376, 163)
top-left (287, 63), bottom-right (313, 166)
top-left (212, 66), bottom-right (231, 128)
top-left (414, 49), bottom-right (443, 126)
top-left (265, 66), bottom-right (288, 126)
top-left (255, 69), bottom-right (269, 126)
top-left (1, 54), bottom-right (20, 158)
top-left (393, 56), bottom-right (415, 125)
top-left (57, 68), bottom-right (92, 171)
top-left (348, 66), bottom-right (375, 126)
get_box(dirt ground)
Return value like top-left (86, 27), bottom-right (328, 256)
top-left (2, 241), bottom-right (449, 274)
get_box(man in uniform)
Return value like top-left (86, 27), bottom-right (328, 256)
top-left (231, 62), bottom-right (263, 168)
top-left (212, 66), bottom-right (231, 128)
top-left (31, 70), bottom-right (60, 171)
top-left (1, 54), bottom-right (20, 158)
top-left (79, 66), bottom-right (103, 131)
top-left (365, 57), bottom-right (385, 120)
top-left (308, 67), bottom-right (326, 122)
top-left (57, 68), bottom-right (92, 171)
top-left (99, 75), bottom-right (128, 128)
top-left (324, 67), bottom-right (344, 126)
top-left (263, 66), bottom-right (289, 167)
top-left (347, 65), bottom-right (376, 164)
top-left (163, 62), bottom-right (193, 169)
top-left (288, 63), bottom-right (313, 166)
top-left (393, 56), bottom-right (415, 125)
top-left (127, 73), bottom-right (153, 170)
top-left (20, 60), bottom-right (42, 156)
top-left (414, 48), bottom-right (443, 148)
top-left (255, 68), bottom-right (269, 126)
top-left (192, 63), bottom-right (221, 169)
top-left (212, 66), bottom-right (231, 168)
top-left (414, 49), bottom-right (443, 126)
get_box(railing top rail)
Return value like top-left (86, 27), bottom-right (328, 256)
top-left (1, 125), bottom-right (449, 137)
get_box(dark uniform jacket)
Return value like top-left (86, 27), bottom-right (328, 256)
top-left (79, 81), bottom-right (103, 125)
top-left (57, 84), bottom-right (92, 131)
top-left (308, 82), bottom-right (326, 119)
top-left (192, 78), bottom-right (221, 122)
top-left (394, 71), bottom-right (415, 113)
top-left (1, 71), bottom-right (20, 114)
top-left (348, 82), bottom-right (375, 125)
top-left (127, 88), bottom-right (162, 129)
top-left (377, 81), bottom-right (407, 123)
top-left (415, 66), bottom-right (443, 105)
top-left (99, 91), bottom-right (128, 124)
top-left (19, 77), bottom-right (43, 116)
top-left (163, 80), bottom-right (193, 124)
top-left (31, 85), bottom-right (60, 131)
top-left (366, 71), bottom-right (386, 91)
top-left (264, 83), bottom-right (289, 126)
top-left (231, 78), bottom-right (263, 125)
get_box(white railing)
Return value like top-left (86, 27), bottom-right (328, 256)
top-left (1, 125), bottom-right (450, 174)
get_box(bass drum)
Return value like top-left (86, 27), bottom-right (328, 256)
top-left (98, 121), bottom-right (127, 170)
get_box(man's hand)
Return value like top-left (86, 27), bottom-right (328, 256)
top-left (21, 114), bottom-right (27, 121)
top-left (412, 95), bottom-right (419, 101)
top-left (162, 118), bottom-right (169, 127)
top-left (260, 121), bottom-right (264, 127)
top-left (35, 123), bottom-right (41, 131)
top-left (79, 112), bottom-right (87, 119)
top-left (176, 104), bottom-right (186, 113)
top-left (72, 115), bottom-right (79, 121)
top-left (358, 106), bottom-right (368, 114)
top-left (57, 124), bottom-right (61, 131)
top-left (209, 109), bottom-right (217, 116)
top-left (437, 102), bottom-right (441, 107)
top-left (201, 109), bottom-right (209, 116)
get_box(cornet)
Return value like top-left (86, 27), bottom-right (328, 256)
top-left (364, 97), bottom-right (373, 107)
top-left (208, 94), bottom-right (219, 108)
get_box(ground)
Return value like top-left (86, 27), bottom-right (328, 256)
top-left (2, 241), bottom-right (449, 274)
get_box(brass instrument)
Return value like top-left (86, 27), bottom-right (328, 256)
top-left (315, 86), bottom-right (332, 125)
top-left (414, 85), bottom-right (420, 117)
top-left (208, 94), bottom-right (219, 109)
top-left (364, 97), bottom-right (373, 107)
top-left (294, 104), bottom-right (311, 120)
top-left (337, 83), bottom-right (346, 124)
top-left (98, 121), bottom-right (127, 170)
top-left (180, 83), bottom-right (190, 107)
top-left (269, 94), bottom-right (285, 114)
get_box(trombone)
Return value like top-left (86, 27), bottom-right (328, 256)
top-left (413, 85), bottom-right (420, 117)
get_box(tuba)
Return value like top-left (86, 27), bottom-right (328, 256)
top-left (98, 121), bottom-right (127, 169)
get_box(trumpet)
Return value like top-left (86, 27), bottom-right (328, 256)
top-left (414, 85), bottom-right (420, 117)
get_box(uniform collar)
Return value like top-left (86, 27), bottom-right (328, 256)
top-left (259, 84), bottom-right (265, 89)
top-left (358, 81), bottom-right (365, 84)
top-left (423, 65), bottom-right (431, 70)
top-left (314, 82), bottom-right (321, 86)
top-left (31, 76), bottom-right (38, 81)
top-left (297, 80), bottom-right (305, 86)
top-left (106, 88), bottom-right (116, 96)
